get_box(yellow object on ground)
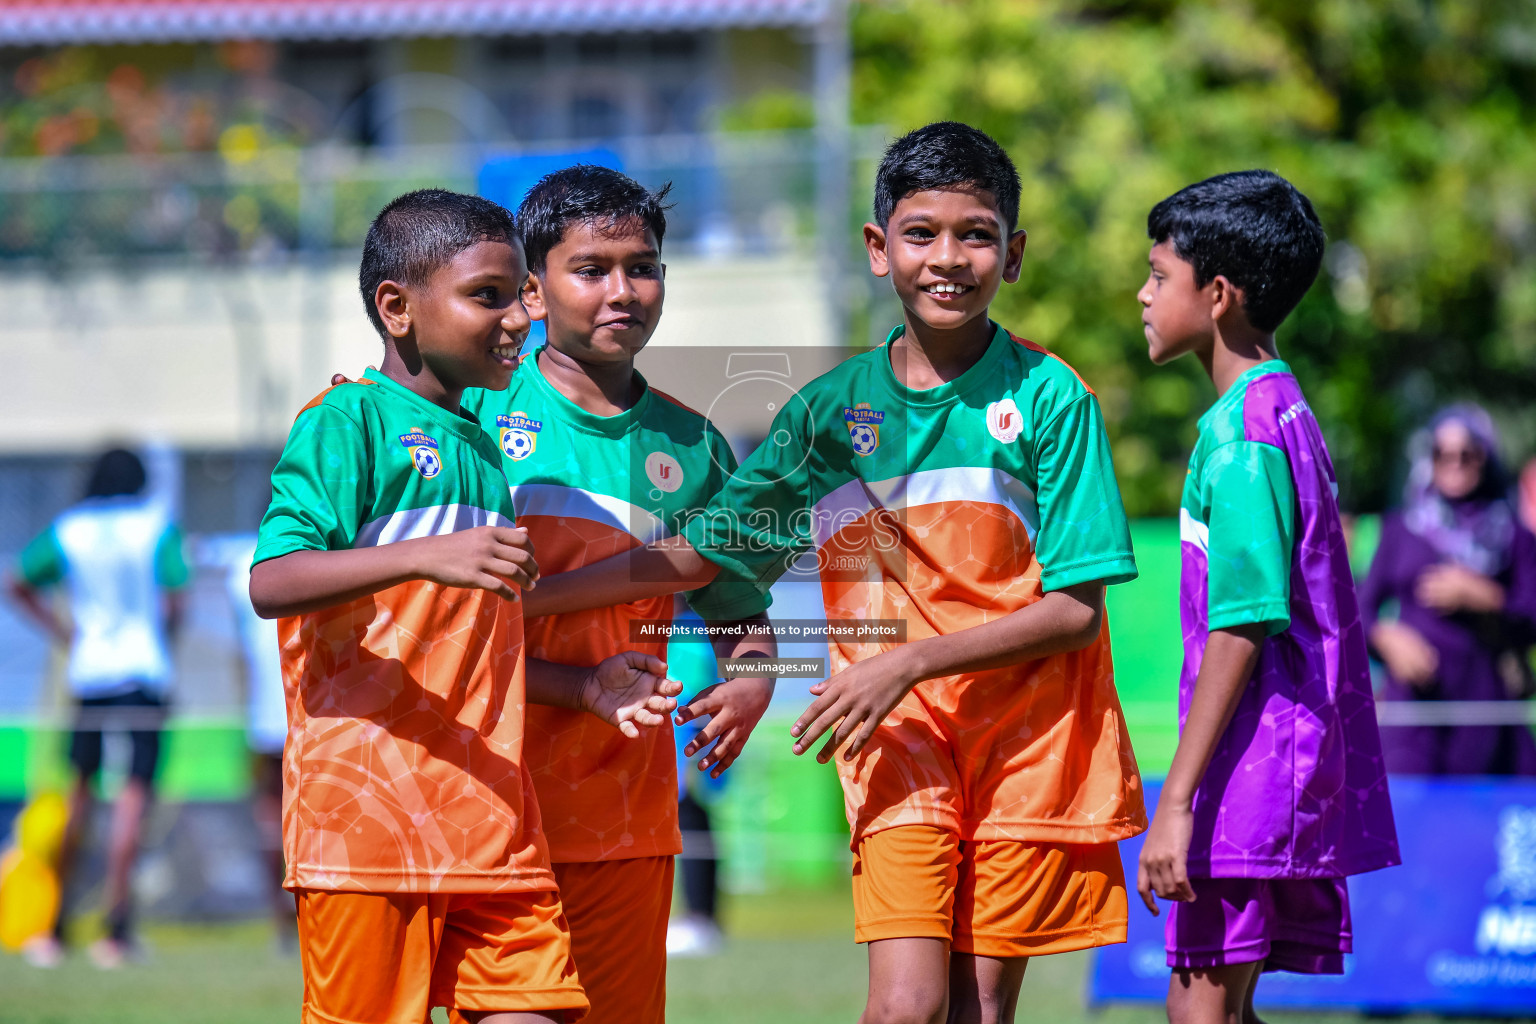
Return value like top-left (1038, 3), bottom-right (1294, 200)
top-left (0, 792), bottom-right (67, 951)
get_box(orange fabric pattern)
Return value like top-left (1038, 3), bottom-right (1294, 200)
top-left (553, 856), bottom-right (672, 1024)
top-left (851, 824), bottom-right (1128, 956)
top-left (294, 887), bottom-right (587, 1023)
top-left (519, 515), bottom-right (680, 863)
top-left (280, 578), bottom-right (554, 893)
top-left (821, 502), bottom-right (1145, 847)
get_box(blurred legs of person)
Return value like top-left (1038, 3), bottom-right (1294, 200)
top-left (668, 791), bottom-right (722, 957)
top-left (30, 687), bottom-right (164, 969)
top-left (251, 751), bottom-right (296, 952)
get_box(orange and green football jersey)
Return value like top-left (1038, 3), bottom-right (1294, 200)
top-left (682, 323), bottom-right (1147, 847)
top-left (254, 369), bottom-right (553, 894)
top-left (463, 350), bottom-right (767, 864)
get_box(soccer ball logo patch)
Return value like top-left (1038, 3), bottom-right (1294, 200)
top-left (398, 429), bottom-right (443, 479)
top-left (501, 429), bottom-right (535, 460)
top-left (843, 402), bottom-right (886, 458)
top-left (496, 412), bottom-right (543, 461)
top-left (849, 424), bottom-right (878, 456)
top-left (413, 446), bottom-right (442, 478)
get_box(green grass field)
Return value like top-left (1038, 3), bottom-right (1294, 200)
top-left (0, 888), bottom-right (1508, 1024)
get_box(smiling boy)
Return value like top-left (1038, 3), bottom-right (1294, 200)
top-left (250, 189), bottom-right (682, 1024)
top-left (461, 166), bottom-right (775, 1024)
top-left (1134, 171), bottom-right (1399, 1024)
top-left (532, 124), bottom-right (1148, 1024)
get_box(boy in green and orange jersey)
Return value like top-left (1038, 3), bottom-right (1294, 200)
top-left (462, 165), bottom-right (776, 1024)
top-left (530, 124), bottom-right (1148, 1024)
top-left (250, 189), bottom-right (681, 1024)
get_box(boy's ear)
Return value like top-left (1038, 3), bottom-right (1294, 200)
top-left (375, 280), bottom-right (411, 339)
top-left (521, 274), bottom-right (549, 323)
top-left (1209, 274), bottom-right (1243, 322)
top-left (1002, 229), bottom-right (1027, 285)
top-left (863, 222), bottom-right (891, 278)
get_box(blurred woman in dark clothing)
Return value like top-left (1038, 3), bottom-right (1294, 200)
top-left (1362, 405), bottom-right (1536, 775)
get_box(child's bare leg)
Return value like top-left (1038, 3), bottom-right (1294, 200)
top-left (1166, 962), bottom-right (1262, 1024)
top-left (102, 776), bottom-right (150, 941)
top-left (861, 937), bottom-right (950, 1024)
top-left (1241, 965), bottom-right (1267, 1024)
top-left (946, 952), bottom-right (1028, 1024)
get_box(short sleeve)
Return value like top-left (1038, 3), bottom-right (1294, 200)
top-left (1032, 393), bottom-right (1138, 591)
top-left (1202, 441), bottom-right (1296, 634)
top-left (254, 402), bottom-right (371, 565)
top-left (682, 427), bottom-right (772, 621)
top-left (682, 400), bottom-right (816, 591)
top-left (17, 525), bottom-right (67, 588)
top-left (154, 524), bottom-right (191, 590)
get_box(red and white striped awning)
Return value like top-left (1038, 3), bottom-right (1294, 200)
top-left (0, 0), bottom-right (834, 45)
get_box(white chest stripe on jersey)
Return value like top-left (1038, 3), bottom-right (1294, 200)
top-left (810, 467), bottom-right (1041, 549)
top-left (1179, 508), bottom-right (1210, 554)
top-left (507, 484), bottom-right (670, 547)
top-left (354, 503), bottom-right (513, 549)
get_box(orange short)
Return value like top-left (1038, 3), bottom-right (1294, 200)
top-left (554, 856), bottom-right (673, 1024)
top-left (851, 825), bottom-right (1128, 958)
top-left (294, 888), bottom-right (588, 1024)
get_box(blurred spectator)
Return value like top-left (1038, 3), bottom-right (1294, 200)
top-left (1520, 457), bottom-right (1536, 532)
top-left (213, 531), bottom-right (294, 952)
top-left (5, 448), bottom-right (188, 966)
top-left (1362, 405), bottom-right (1536, 774)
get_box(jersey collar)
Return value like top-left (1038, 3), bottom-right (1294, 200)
top-left (525, 346), bottom-right (653, 439)
top-left (1197, 359), bottom-right (1292, 434)
top-left (361, 368), bottom-right (486, 443)
top-left (874, 320), bottom-right (1011, 408)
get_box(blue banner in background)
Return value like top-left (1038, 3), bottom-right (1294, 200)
top-left (1092, 777), bottom-right (1536, 1016)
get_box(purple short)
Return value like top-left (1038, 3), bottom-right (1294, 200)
top-left (1165, 876), bottom-right (1351, 974)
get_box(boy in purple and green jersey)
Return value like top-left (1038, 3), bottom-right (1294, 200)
top-left (1135, 171), bottom-right (1399, 1024)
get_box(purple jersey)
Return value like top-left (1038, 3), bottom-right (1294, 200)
top-left (1179, 361), bottom-right (1399, 879)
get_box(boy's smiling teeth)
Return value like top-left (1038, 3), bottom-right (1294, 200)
top-left (923, 283), bottom-right (971, 294)
top-left (492, 343), bottom-right (519, 360)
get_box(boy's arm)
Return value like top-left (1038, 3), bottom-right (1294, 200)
top-left (1136, 623), bottom-right (1264, 913)
top-left (675, 613), bottom-right (777, 777)
top-left (525, 652), bottom-right (683, 740)
top-left (250, 526), bottom-right (538, 619)
top-left (7, 526), bottom-right (70, 644)
top-left (519, 535), bottom-right (717, 618)
top-left (791, 580), bottom-right (1106, 762)
top-left (1136, 439), bottom-right (1296, 913)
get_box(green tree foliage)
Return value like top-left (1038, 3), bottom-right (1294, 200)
top-left (852, 0), bottom-right (1536, 513)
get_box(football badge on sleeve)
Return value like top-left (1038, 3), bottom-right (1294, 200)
top-left (843, 402), bottom-right (885, 457)
top-left (496, 412), bottom-right (543, 461)
top-left (399, 429), bottom-right (443, 479)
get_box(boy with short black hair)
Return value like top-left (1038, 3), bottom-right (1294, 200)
top-left (251, 188), bottom-right (680, 1024)
top-left (534, 123), bottom-right (1148, 1024)
top-left (1135, 171), bottom-right (1400, 1024)
top-left (461, 164), bottom-right (775, 1024)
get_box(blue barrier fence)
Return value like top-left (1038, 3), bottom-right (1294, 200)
top-left (1093, 776), bottom-right (1536, 1016)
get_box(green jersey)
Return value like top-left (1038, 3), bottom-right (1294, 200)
top-left (254, 369), bottom-right (552, 894)
top-left (683, 323), bottom-right (1145, 846)
top-left (463, 349), bottom-right (766, 863)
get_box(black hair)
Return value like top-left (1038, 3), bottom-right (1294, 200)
top-left (516, 165), bottom-right (672, 275)
top-left (358, 188), bottom-right (518, 338)
top-left (1147, 170), bottom-right (1325, 333)
top-left (873, 122), bottom-right (1021, 231)
top-left (84, 448), bottom-right (146, 499)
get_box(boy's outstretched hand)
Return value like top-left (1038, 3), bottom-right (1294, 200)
top-left (416, 525), bottom-right (539, 600)
top-left (1136, 803), bottom-right (1197, 915)
top-left (791, 649), bottom-right (917, 764)
top-left (581, 651), bottom-right (684, 739)
top-left (675, 676), bottom-right (774, 778)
